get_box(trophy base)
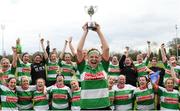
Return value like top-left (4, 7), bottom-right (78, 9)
top-left (88, 22), bottom-right (96, 30)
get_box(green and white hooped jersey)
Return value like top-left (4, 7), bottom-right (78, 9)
top-left (157, 86), bottom-right (180, 110)
top-left (108, 63), bottom-right (120, 80)
top-left (59, 60), bottom-right (77, 84)
top-left (1, 65), bottom-right (16, 83)
top-left (71, 88), bottom-right (81, 111)
top-left (163, 63), bottom-right (180, 86)
top-left (17, 60), bottom-right (31, 83)
top-left (47, 85), bottom-right (72, 110)
top-left (135, 58), bottom-right (149, 77)
top-left (113, 84), bottom-right (136, 110)
top-left (133, 84), bottom-right (155, 110)
top-left (109, 88), bottom-right (115, 110)
top-left (77, 59), bottom-right (110, 109)
top-left (33, 90), bottom-right (49, 111)
top-left (0, 85), bottom-right (18, 111)
top-left (46, 60), bottom-right (60, 81)
top-left (16, 85), bottom-right (36, 110)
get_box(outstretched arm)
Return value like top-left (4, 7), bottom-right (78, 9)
top-left (94, 23), bottom-right (109, 61)
top-left (59, 40), bottom-right (68, 60)
top-left (11, 47), bottom-right (17, 67)
top-left (77, 23), bottom-right (88, 62)
top-left (146, 41), bottom-right (151, 58)
top-left (40, 38), bottom-right (48, 60)
top-left (68, 37), bottom-right (76, 57)
top-left (160, 43), bottom-right (167, 63)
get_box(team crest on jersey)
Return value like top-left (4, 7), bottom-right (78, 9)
top-left (137, 95), bottom-right (153, 101)
top-left (115, 94), bottom-right (129, 100)
top-left (165, 69), bottom-right (171, 75)
top-left (6, 96), bottom-right (18, 102)
top-left (22, 68), bottom-right (31, 72)
top-left (53, 94), bottom-right (67, 99)
top-left (48, 66), bottom-right (59, 71)
top-left (71, 96), bottom-right (80, 102)
top-left (137, 67), bottom-right (146, 72)
top-left (34, 95), bottom-right (47, 101)
top-left (164, 97), bottom-right (178, 104)
top-left (84, 72), bottom-right (105, 80)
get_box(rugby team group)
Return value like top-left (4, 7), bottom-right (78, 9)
top-left (0, 23), bottom-right (179, 110)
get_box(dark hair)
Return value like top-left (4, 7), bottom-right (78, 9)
top-left (7, 77), bottom-right (16, 83)
top-left (137, 76), bottom-right (149, 87)
top-left (36, 78), bottom-right (45, 84)
top-left (151, 57), bottom-right (157, 61)
top-left (22, 52), bottom-right (29, 59)
top-left (63, 52), bottom-right (72, 60)
top-left (56, 74), bottom-right (64, 79)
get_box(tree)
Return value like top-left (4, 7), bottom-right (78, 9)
top-left (167, 37), bottom-right (180, 56)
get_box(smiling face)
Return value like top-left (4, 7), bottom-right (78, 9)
top-left (118, 75), bottom-right (126, 85)
top-left (21, 76), bottom-right (29, 89)
top-left (36, 78), bottom-right (45, 90)
top-left (108, 76), bottom-right (115, 86)
top-left (87, 50), bottom-right (101, 68)
top-left (125, 57), bottom-right (132, 66)
top-left (169, 56), bottom-right (177, 66)
top-left (111, 56), bottom-right (118, 65)
top-left (34, 55), bottom-right (42, 64)
top-left (64, 53), bottom-right (72, 63)
top-left (8, 78), bottom-right (16, 90)
top-left (50, 53), bottom-right (57, 62)
top-left (70, 80), bottom-right (79, 91)
top-left (165, 79), bottom-right (174, 91)
top-left (138, 76), bottom-right (147, 87)
top-left (137, 54), bottom-right (143, 64)
top-left (1, 58), bottom-right (10, 68)
top-left (22, 53), bottom-right (30, 63)
top-left (56, 75), bottom-right (64, 84)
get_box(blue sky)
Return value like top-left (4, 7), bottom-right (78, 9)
top-left (0, 0), bottom-right (180, 55)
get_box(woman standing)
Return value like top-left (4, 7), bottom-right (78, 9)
top-left (31, 53), bottom-right (46, 85)
top-left (33, 78), bottom-right (49, 111)
top-left (119, 47), bottom-right (138, 87)
top-left (113, 75), bottom-right (136, 110)
top-left (47, 74), bottom-right (71, 110)
top-left (76, 23), bottom-right (110, 109)
top-left (133, 76), bottom-right (155, 110)
top-left (40, 38), bottom-right (60, 86)
top-left (154, 78), bottom-right (179, 110)
top-left (16, 76), bottom-right (36, 110)
top-left (59, 37), bottom-right (77, 85)
top-left (0, 77), bottom-right (18, 110)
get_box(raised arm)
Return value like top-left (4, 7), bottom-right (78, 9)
top-left (11, 47), bottom-right (17, 67)
top-left (160, 43), bottom-right (167, 63)
top-left (59, 40), bottom-right (68, 60)
top-left (46, 40), bottom-right (50, 57)
top-left (119, 47), bottom-right (129, 69)
top-left (169, 62), bottom-right (179, 84)
top-left (146, 41), bottom-right (151, 58)
top-left (68, 37), bottom-right (76, 57)
top-left (76, 23), bottom-right (88, 62)
top-left (94, 23), bottom-right (109, 61)
top-left (40, 38), bottom-right (48, 60)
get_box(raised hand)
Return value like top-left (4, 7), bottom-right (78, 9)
top-left (68, 36), bottom-right (72, 43)
top-left (16, 38), bottom-right (20, 44)
top-left (93, 22), bottom-right (100, 32)
top-left (82, 22), bottom-right (88, 32)
top-left (12, 46), bottom-right (17, 53)
top-left (40, 38), bottom-right (44, 44)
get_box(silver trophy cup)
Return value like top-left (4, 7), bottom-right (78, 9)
top-left (84, 5), bottom-right (98, 30)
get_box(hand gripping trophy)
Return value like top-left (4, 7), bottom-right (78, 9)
top-left (84, 5), bottom-right (98, 30)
